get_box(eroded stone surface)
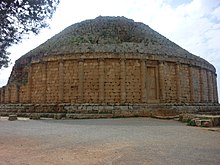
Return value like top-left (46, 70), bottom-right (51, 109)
top-left (8, 115), bottom-right (17, 121)
top-left (0, 16), bottom-right (219, 117)
top-left (179, 114), bottom-right (220, 127)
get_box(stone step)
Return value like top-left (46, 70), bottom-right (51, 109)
top-left (65, 113), bottom-right (113, 119)
top-left (65, 110), bottom-right (113, 114)
top-left (197, 111), bottom-right (220, 115)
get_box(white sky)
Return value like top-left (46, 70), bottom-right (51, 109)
top-left (0, 0), bottom-right (220, 97)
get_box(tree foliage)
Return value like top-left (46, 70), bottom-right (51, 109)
top-left (0, 0), bottom-right (60, 69)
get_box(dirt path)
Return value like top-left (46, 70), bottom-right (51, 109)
top-left (0, 117), bottom-right (220, 165)
top-left (0, 135), bottom-right (132, 165)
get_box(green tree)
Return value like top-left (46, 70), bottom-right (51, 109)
top-left (0, 0), bottom-right (60, 69)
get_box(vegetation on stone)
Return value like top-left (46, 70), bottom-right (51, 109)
top-left (19, 16), bottom-right (200, 60)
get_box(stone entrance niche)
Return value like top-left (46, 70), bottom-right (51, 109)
top-left (0, 16), bottom-right (219, 118)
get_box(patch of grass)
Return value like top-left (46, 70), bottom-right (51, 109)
top-left (187, 119), bottom-right (196, 126)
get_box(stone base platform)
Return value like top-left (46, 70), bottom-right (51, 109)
top-left (0, 103), bottom-right (220, 120)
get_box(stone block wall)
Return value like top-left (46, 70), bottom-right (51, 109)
top-left (9, 85), bottom-right (18, 103)
top-left (63, 60), bottom-right (79, 103)
top-left (200, 69), bottom-right (209, 102)
top-left (4, 87), bottom-right (10, 103)
top-left (125, 59), bottom-right (141, 103)
top-left (0, 53), bottom-right (218, 105)
top-left (179, 64), bottom-right (190, 102)
top-left (19, 85), bottom-right (29, 103)
top-left (207, 71), bottom-right (214, 102)
top-left (46, 61), bottom-right (59, 103)
top-left (104, 59), bottom-right (121, 103)
top-left (1, 103), bottom-right (220, 119)
top-left (83, 60), bottom-right (100, 103)
top-left (163, 62), bottom-right (177, 103)
top-left (191, 67), bottom-right (200, 102)
top-left (31, 63), bottom-right (45, 103)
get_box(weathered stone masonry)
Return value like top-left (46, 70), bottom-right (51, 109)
top-left (0, 53), bottom-right (218, 104)
top-left (0, 16), bottom-right (219, 117)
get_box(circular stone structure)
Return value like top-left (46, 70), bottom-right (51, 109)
top-left (0, 16), bottom-right (219, 118)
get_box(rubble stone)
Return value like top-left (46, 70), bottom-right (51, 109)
top-left (8, 115), bottom-right (17, 121)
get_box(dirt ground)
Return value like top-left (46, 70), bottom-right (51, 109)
top-left (0, 117), bottom-right (220, 165)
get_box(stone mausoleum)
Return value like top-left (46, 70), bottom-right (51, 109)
top-left (0, 16), bottom-right (219, 118)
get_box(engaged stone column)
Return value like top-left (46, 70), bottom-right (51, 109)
top-left (1, 87), bottom-right (5, 103)
top-left (2, 86), bottom-right (5, 103)
top-left (99, 59), bottom-right (105, 103)
top-left (141, 60), bottom-right (146, 103)
top-left (58, 60), bottom-right (64, 103)
top-left (0, 89), bottom-right (2, 103)
top-left (78, 59), bottom-right (84, 103)
top-left (27, 65), bottom-right (32, 103)
top-left (199, 68), bottom-right (204, 102)
top-left (42, 62), bottom-right (47, 103)
top-left (120, 59), bottom-right (126, 103)
top-left (0, 89), bottom-right (1, 103)
top-left (6, 86), bottom-right (11, 103)
top-left (209, 71), bottom-right (214, 102)
top-left (175, 63), bottom-right (181, 103)
top-left (213, 73), bottom-right (218, 103)
top-left (206, 70), bottom-right (211, 102)
top-left (188, 65), bottom-right (194, 102)
top-left (158, 61), bottom-right (165, 102)
top-left (211, 73), bottom-right (215, 103)
top-left (15, 85), bottom-right (20, 103)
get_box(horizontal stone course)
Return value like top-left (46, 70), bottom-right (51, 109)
top-left (1, 104), bottom-right (220, 119)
